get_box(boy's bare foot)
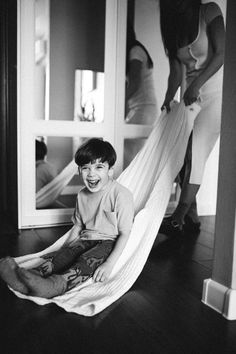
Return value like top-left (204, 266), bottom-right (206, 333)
top-left (17, 268), bottom-right (67, 298)
top-left (0, 257), bottom-right (29, 294)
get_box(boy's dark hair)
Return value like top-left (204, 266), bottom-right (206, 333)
top-left (36, 140), bottom-right (47, 160)
top-left (75, 138), bottom-right (117, 168)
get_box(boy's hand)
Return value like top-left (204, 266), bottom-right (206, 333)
top-left (93, 261), bottom-right (113, 282)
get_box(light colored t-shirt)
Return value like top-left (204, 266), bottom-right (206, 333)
top-left (127, 45), bottom-right (157, 111)
top-left (72, 179), bottom-right (134, 241)
top-left (36, 160), bottom-right (58, 192)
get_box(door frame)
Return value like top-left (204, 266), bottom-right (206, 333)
top-left (0, 0), bottom-right (18, 232)
top-left (17, 0), bottom-right (153, 229)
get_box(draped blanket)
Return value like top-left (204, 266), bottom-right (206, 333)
top-left (36, 160), bottom-right (78, 209)
top-left (13, 101), bottom-right (200, 316)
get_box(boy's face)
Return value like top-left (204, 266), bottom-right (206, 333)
top-left (79, 159), bottom-right (113, 193)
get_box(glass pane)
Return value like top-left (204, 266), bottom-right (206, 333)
top-left (35, 136), bottom-right (95, 209)
top-left (74, 70), bottom-right (104, 122)
top-left (34, 0), bottom-right (106, 121)
top-left (124, 3), bottom-right (158, 126)
top-left (34, 0), bottom-right (50, 120)
top-left (123, 138), bottom-right (147, 169)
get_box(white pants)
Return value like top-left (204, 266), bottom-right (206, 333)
top-left (189, 69), bottom-right (223, 184)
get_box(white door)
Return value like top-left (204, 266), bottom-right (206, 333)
top-left (18, 0), bottom-right (153, 228)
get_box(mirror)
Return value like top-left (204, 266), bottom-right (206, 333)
top-left (33, 0), bottom-right (225, 220)
top-left (34, 0), bottom-right (105, 122)
top-left (35, 136), bottom-right (95, 209)
top-left (35, 0), bottom-right (49, 120)
top-left (34, 0), bottom-right (106, 209)
top-left (123, 0), bottom-right (162, 167)
top-left (74, 70), bottom-right (104, 122)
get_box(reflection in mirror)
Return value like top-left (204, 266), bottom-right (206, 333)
top-left (34, 0), bottom-right (105, 121)
top-left (35, 138), bottom-right (58, 193)
top-left (122, 1), bottom-right (159, 171)
top-left (35, 0), bottom-right (50, 120)
top-left (35, 136), bottom-right (93, 210)
top-left (74, 70), bottom-right (104, 122)
top-left (124, 138), bottom-right (147, 169)
top-left (124, 4), bottom-right (158, 126)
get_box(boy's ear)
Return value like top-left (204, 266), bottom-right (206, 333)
top-left (108, 166), bottom-right (114, 177)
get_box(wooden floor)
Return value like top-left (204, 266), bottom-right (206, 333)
top-left (1, 217), bottom-right (236, 354)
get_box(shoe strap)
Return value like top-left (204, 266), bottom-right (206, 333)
top-left (171, 219), bottom-right (180, 228)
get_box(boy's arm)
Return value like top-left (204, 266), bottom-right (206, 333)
top-left (64, 196), bottom-right (83, 245)
top-left (93, 230), bottom-right (130, 282)
top-left (93, 189), bottom-right (134, 282)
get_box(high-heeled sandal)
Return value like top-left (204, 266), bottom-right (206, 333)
top-left (159, 216), bottom-right (184, 237)
top-left (183, 215), bottom-right (201, 234)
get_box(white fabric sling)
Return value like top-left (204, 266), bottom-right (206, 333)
top-left (13, 101), bottom-right (200, 316)
top-left (36, 160), bottom-right (78, 209)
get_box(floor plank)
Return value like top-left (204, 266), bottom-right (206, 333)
top-left (1, 216), bottom-right (236, 354)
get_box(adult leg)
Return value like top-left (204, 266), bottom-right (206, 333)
top-left (178, 134), bottom-right (200, 224)
top-left (173, 134), bottom-right (200, 225)
top-left (172, 183), bottom-right (200, 226)
top-left (161, 92), bottom-right (221, 236)
top-left (160, 137), bottom-right (200, 235)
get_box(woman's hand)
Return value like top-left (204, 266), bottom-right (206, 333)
top-left (93, 261), bottom-right (113, 282)
top-left (161, 58), bottom-right (182, 113)
top-left (183, 83), bottom-right (200, 106)
top-left (161, 98), bottom-right (172, 113)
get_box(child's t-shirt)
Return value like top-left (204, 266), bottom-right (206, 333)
top-left (72, 179), bottom-right (134, 241)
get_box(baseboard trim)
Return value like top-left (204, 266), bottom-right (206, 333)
top-left (197, 203), bottom-right (216, 216)
top-left (202, 278), bottom-right (236, 320)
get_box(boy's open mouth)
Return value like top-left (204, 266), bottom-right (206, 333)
top-left (87, 180), bottom-right (100, 188)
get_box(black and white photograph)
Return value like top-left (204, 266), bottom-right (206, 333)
top-left (0, 0), bottom-right (236, 353)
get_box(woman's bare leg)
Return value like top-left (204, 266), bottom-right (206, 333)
top-left (174, 134), bottom-right (200, 226)
top-left (172, 183), bottom-right (200, 226)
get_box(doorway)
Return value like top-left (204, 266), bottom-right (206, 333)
top-left (18, 0), bottom-right (153, 228)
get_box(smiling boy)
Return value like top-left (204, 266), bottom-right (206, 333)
top-left (0, 138), bottom-right (134, 298)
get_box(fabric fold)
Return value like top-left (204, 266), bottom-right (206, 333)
top-left (13, 101), bottom-right (201, 316)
